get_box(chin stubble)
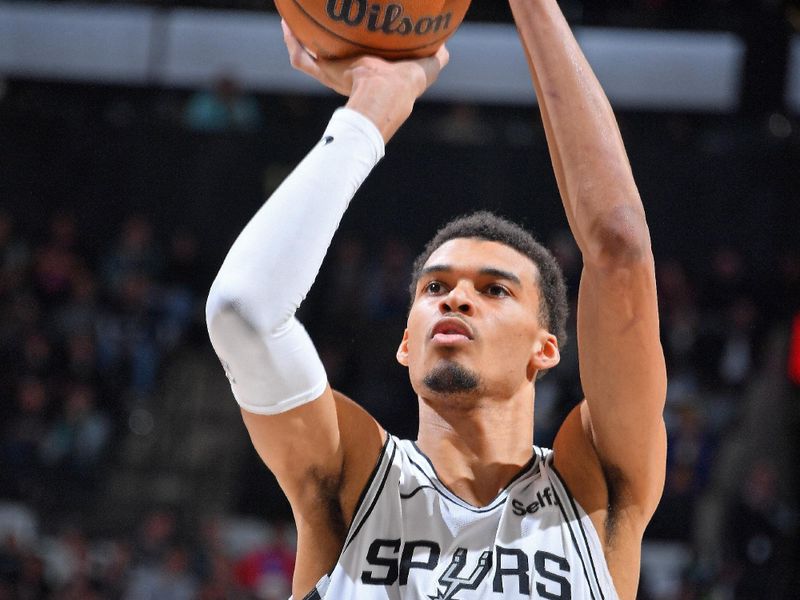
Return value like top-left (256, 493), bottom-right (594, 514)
top-left (423, 360), bottom-right (481, 395)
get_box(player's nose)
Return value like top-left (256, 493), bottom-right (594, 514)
top-left (439, 282), bottom-right (474, 316)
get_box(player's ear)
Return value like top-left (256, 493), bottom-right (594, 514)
top-left (528, 331), bottom-right (559, 377)
top-left (396, 328), bottom-right (410, 367)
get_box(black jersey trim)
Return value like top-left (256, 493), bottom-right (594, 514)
top-left (345, 435), bottom-right (391, 544)
top-left (400, 484), bottom-right (438, 500)
top-left (550, 464), bottom-right (604, 600)
top-left (550, 483), bottom-right (598, 600)
top-left (407, 441), bottom-right (538, 512)
top-left (301, 587), bottom-right (322, 600)
top-left (551, 464), bottom-right (608, 600)
top-left (295, 438), bottom-right (392, 600)
top-left (405, 453), bottom-right (507, 513)
top-left (343, 440), bottom-right (397, 553)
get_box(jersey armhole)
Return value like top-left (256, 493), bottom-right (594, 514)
top-left (291, 437), bottom-right (395, 600)
top-left (341, 435), bottom-right (397, 553)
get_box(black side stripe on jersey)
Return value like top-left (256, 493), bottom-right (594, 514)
top-left (549, 482), bottom-right (598, 600)
top-left (344, 435), bottom-right (391, 546)
top-left (343, 441), bottom-right (397, 553)
top-left (550, 465), bottom-right (605, 600)
top-left (301, 587), bottom-right (322, 600)
top-left (400, 484), bottom-right (437, 500)
top-left (552, 465), bottom-right (608, 600)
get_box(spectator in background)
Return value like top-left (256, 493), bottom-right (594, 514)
top-left (1, 377), bottom-right (49, 500)
top-left (0, 292), bottom-right (41, 377)
top-left (52, 266), bottom-right (100, 342)
top-left (234, 523), bottom-right (294, 600)
top-left (44, 525), bottom-right (93, 594)
top-left (365, 237), bottom-right (412, 322)
top-left (184, 74), bottom-right (263, 134)
top-left (0, 211), bottom-right (30, 295)
top-left (192, 518), bottom-right (249, 600)
top-left (4, 551), bottom-right (50, 599)
top-left (133, 510), bottom-right (178, 568)
top-left (717, 296), bottom-right (759, 392)
top-left (17, 330), bottom-right (54, 380)
top-left (693, 293), bottom-right (761, 433)
top-left (701, 246), bottom-right (752, 312)
top-left (164, 228), bottom-right (203, 295)
top-left (95, 272), bottom-right (162, 399)
top-left (31, 213), bottom-right (82, 309)
top-left (159, 229), bottom-right (200, 352)
top-left (39, 382), bottom-right (111, 479)
top-left (61, 333), bottom-right (100, 389)
top-left (724, 461), bottom-right (798, 598)
top-left (102, 215), bottom-right (163, 297)
top-left (304, 237), bottom-right (368, 391)
top-left (124, 545), bottom-right (198, 600)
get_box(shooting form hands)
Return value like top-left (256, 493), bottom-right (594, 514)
top-left (281, 20), bottom-right (449, 142)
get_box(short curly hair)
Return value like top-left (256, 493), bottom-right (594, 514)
top-left (409, 211), bottom-right (568, 353)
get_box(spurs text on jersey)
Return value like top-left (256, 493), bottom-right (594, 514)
top-left (361, 540), bottom-right (572, 599)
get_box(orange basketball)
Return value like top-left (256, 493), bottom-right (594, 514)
top-left (275, 0), bottom-right (471, 60)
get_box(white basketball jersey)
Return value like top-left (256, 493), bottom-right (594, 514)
top-left (299, 435), bottom-right (619, 600)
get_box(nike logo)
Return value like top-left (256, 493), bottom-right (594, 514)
top-left (322, 135), bottom-right (334, 145)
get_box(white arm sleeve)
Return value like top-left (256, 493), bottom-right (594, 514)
top-left (205, 108), bottom-right (385, 415)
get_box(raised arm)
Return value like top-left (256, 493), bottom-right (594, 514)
top-left (509, 0), bottom-right (666, 564)
top-left (205, 27), bottom-right (448, 595)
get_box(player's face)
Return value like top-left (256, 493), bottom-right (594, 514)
top-left (397, 238), bottom-right (560, 400)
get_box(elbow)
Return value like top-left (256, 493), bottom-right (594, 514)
top-left (205, 287), bottom-right (245, 344)
top-left (205, 278), bottom-right (233, 332)
top-left (206, 279), bottom-right (290, 340)
top-left (585, 205), bottom-right (652, 270)
top-left (205, 276), bottom-right (258, 339)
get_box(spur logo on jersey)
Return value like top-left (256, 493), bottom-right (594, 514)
top-left (511, 485), bottom-right (557, 516)
top-left (361, 539), bottom-right (572, 599)
top-left (325, 0), bottom-right (453, 36)
top-left (433, 548), bottom-right (492, 599)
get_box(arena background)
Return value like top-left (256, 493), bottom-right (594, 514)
top-left (1, 1), bottom-right (799, 598)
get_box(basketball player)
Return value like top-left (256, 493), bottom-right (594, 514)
top-left (206, 1), bottom-right (666, 598)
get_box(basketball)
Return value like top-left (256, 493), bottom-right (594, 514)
top-left (275, 0), bottom-right (471, 60)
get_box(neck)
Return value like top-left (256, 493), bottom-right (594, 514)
top-left (416, 384), bottom-right (535, 507)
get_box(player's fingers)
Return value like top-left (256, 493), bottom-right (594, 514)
top-left (434, 44), bottom-right (451, 70)
top-left (282, 19), bottom-right (321, 76)
top-left (416, 44), bottom-right (450, 91)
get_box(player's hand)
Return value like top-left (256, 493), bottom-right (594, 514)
top-left (282, 20), bottom-right (449, 142)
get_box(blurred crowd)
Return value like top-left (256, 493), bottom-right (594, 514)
top-left (0, 504), bottom-right (297, 600)
top-left (2, 202), bottom-right (797, 597)
top-left (0, 211), bottom-right (204, 517)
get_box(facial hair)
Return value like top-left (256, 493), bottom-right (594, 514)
top-left (423, 360), bottom-right (481, 395)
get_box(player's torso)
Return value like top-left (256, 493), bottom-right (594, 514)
top-left (302, 436), bottom-right (619, 600)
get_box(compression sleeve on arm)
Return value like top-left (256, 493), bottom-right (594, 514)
top-left (205, 108), bottom-right (385, 414)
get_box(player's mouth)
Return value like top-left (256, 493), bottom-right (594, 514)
top-left (430, 317), bottom-right (474, 345)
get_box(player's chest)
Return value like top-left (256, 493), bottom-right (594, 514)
top-left (353, 480), bottom-right (577, 599)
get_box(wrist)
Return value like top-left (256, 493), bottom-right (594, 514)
top-left (345, 76), bottom-right (415, 144)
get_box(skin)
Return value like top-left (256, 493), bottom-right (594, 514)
top-left (240, 4), bottom-right (666, 598)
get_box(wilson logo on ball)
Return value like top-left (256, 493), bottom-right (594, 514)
top-left (325, 0), bottom-right (453, 36)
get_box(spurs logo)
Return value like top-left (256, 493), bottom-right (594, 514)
top-left (429, 548), bottom-right (492, 600)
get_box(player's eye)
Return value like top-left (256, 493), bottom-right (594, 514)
top-left (425, 281), bottom-right (445, 295)
top-left (485, 284), bottom-right (509, 297)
